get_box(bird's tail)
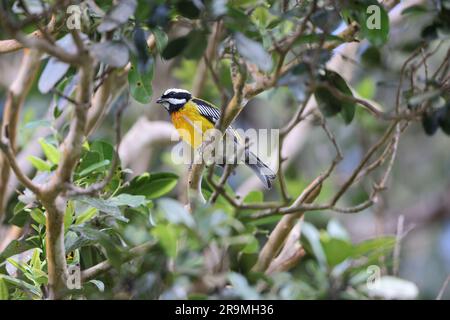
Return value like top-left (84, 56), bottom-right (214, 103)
top-left (244, 150), bottom-right (276, 189)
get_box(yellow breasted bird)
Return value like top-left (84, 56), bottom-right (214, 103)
top-left (156, 88), bottom-right (276, 189)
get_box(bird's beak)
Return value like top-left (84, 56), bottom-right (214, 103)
top-left (156, 98), bottom-right (164, 104)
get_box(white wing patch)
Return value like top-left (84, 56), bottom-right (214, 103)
top-left (194, 99), bottom-right (221, 124)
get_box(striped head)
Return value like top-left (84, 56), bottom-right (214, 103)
top-left (156, 88), bottom-right (192, 113)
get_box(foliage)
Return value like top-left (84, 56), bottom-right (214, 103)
top-left (1, 0), bottom-right (449, 300)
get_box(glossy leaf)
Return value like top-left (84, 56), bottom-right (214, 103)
top-left (38, 138), bottom-right (60, 165)
top-left (161, 36), bottom-right (189, 60)
top-left (152, 224), bottom-right (178, 257)
top-left (128, 56), bottom-right (154, 104)
top-left (27, 156), bottom-right (52, 172)
top-left (118, 172), bottom-right (178, 199)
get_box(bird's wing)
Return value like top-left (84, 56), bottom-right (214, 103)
top-left (193, 98), bottom-right (221, 125)
top-left (193, 98), bottom-right (244, 144)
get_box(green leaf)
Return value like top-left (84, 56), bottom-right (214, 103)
top-left (0, 275), bottom-right (41, 298)
top-left (0, 278), bottom-right (8, 300)
top-left (152, 27), bottom-right (168, 53)
top-left (118, 172), bottom-right (178, 199)
top-left (356, 77), bottom-right (376, 99)
top-left (321, 235), bottom-right (353, 267)
top-left (184, 30), bottom-right (208, 60)
top-left (315, 70), bottom-right (356, 124)
top-left (359, 2), bottom-right (390, 47)
top-left (438, 104), bottom-right (450, 135)
top-left (75, 207), bottom-right (98, 225)
top-left (91, 140), bottom-right (114, 162)
top-left (157, 198), bottom-right (195, 228)
top-left (109, 194), bottom-right (148, 207)
top-left (38, 138), bottom-right (60, 165)
top-left (75, 197), bottom-right (128, 222)
top-left (30, 208), bottom-right (46, 226)
top-left (78, 159), bottom-right (110, 177)
top-left (30, 248), bottom-right (42, 270)
top-left (9, 202), bottom-right (29, 227)
top-left (241, 236), bottom-right (259, 254)
top-left (64, 201), bottom-right (74, 232)
top-left (301, 222), bottom-right (327, 270)
top-left (27, 156), bottom-right (52, 172)
top-left (352, 236), bottom-right (396, 263)
top-left (315, 86), bottom-right (342, 117)
top-left (422, 110), bottom-right (440, 136)
top-left (128, 56), bottom-right (154, 104)
top-left (243, 191), bottom-right (264, 203)
top-left (175, 0), bottom-right (200, 19)
top-left (293, 34), bottom-right (345, 46)
top-left (151, 224), bottom-right (178, 257)
top-left (0, 239), bottom-right (36, 263)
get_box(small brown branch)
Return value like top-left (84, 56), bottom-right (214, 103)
top-left (0, 48), bottom-right (42, 218)
top-left (252, 178), bottom-right (322, 273)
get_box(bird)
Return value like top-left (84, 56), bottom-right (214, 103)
top-left (156, 88), bottom-right (276, 189)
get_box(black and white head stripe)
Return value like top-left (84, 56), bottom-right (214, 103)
top-left (160, 88), bottom-right (192, 104)
top-left (163, 88), bottom-right (190, 96)
top-left (193, 98), bottom-right (221, 124)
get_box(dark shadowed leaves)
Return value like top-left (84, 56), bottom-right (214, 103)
top-left (133, 27), bottom-right (150, 73)
top-left (438, 104), bottom-right (450, 135)
top-left (422, 110), bottom-right (441, 135)
top-left (315, 70), bottom-right (356, 124)
top-left (184, 30), bottom-right (208, 59)
top-left (152, 28), bottom-right (168, 53)
top-left (76, 196), bottom-right (128, 222)
top-left (176, 0), bottom-right (201, 19)
top-left (161, 36), bottom-right (189, 59)
top-left (97, 0), bottom-right (137, 32)
top-left (161, 29), bottom-right (208, 60)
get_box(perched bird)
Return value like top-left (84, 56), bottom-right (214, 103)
top-left (156, 88), bottom-right (276, 189)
